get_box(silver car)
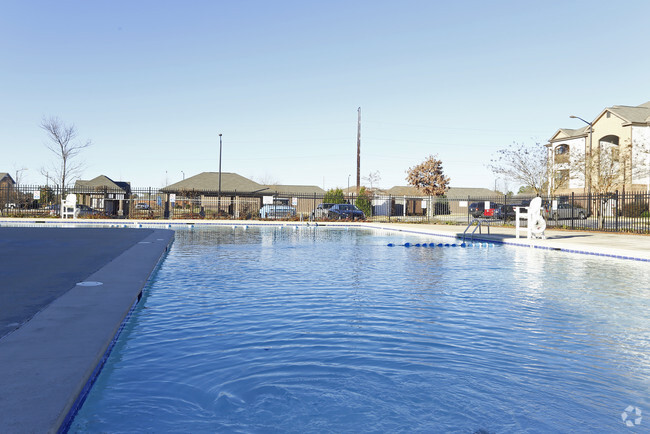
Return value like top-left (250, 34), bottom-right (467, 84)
top-left (547, 203), bottom-right (590, 220)
top-left (312, 203), bottom-right (335, 220)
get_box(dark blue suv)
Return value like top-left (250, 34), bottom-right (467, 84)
top-left (328, 204), bottom-right (365, 220)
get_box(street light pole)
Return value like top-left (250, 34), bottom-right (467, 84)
top-left (218, 133), bottom-right (223, 216)
top-left (181, 171), bottom-right (185, 180)
top-left (570, 115), bottom-right (593, 212)
top-left (348, 174), bottom-right (350, 200)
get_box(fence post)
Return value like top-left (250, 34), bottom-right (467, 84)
top-left (571, 192), bottom-right (575, 230)
top-left (615, 190), bottom-right (619, 231)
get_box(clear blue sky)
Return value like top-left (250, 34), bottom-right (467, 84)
top-left (3, 0), bottom-right (650, 191)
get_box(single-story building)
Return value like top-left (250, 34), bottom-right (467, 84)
top-left (162, 173), bottom-right (330, 218)
top-left (73, 175), bottom-right (131, 216)
top-left (0, 173), bottom-right (17, 208)
top-left (162, 172), bottom-right (267, 217)
top-left (379, 186), bottom-right (498, 216)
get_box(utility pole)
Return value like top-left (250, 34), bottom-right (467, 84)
top-left (356, 107), bottom-right (361, 193)
top-left (218, 133), bottom-right (223, 215)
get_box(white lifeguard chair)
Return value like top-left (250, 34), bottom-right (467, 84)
top-left (515, 197), bottom-right (546, 240)
top-left (61, 194), bottom-right (77, 219)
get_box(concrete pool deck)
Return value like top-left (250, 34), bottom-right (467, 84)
top-left (0, 226), bottom-right (174, 433)
top-left (0, 219), bottom-right (647, 432)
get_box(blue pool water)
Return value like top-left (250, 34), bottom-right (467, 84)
top-left (71, 226), bottom-right (650, 433)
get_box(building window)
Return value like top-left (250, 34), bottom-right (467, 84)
top-left (600, 135), bottom-right (619, 146)
top-left (555, 144), bottom-right (569, 163)
top-left (599, 135), bottom-right (620, 162)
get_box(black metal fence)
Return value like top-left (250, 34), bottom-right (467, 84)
top-left (1, 185), bottom-right (649, 233)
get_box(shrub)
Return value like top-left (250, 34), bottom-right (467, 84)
top-left (323, 188), bottom-right (345, 204)
top-left (356, 187), bottom-right (372, 217)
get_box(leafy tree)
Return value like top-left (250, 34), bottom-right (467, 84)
top-left (406, 155), bottom-right (450, 196)
top-left (517, 185), bottom-right (536, 195)
top-left (355, 187), bottom-right (372, 217)
top-left (40, 116), bottom-right (92, 194)
top-left (323, 188), bottom-right (345, 204)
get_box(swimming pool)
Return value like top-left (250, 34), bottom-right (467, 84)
top-left (70, 226), bottom-right (650, 432)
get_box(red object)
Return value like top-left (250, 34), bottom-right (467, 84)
top-left (484, 208), bottom-right (494, 217)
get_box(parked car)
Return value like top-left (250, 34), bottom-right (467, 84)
top-left (312, 203), bottom-right (335, 219)
top-left (469, 201), bottom-right (501, 218)
top-left (77, 204), bottom-right (103, 216)
top-left (327, 204), bottom-right (365, 220)
top-left (546, 203), bottom-right (590, 220)
top-left (135, 202), bottom-right (151, 210)
top-left (259, 204), bottom-right (296, 219)
top-left (494, 204), bottom-right (517, 220)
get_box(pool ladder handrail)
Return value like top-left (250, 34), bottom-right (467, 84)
top-left (463, 219), bottom-right (490, 242)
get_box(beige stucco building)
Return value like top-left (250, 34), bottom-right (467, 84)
top-left (548, 101), bottom-right (650, 194)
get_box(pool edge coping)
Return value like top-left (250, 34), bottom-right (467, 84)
top-left (0, 228), bottom-right (174, 434)
top-left (57, 231), bottom-right (174, 433)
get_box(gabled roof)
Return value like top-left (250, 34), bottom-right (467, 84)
top-left (549, 126), bottom-right (589, 142)
top-left (602, 102), bottom-right (650, 124)
top-left (551, 101), bottom-right (650, 142)
top-left (162, 172), bottom-right (265, 193)
top-left (385, 186), bottom-right (420, 196)
top-left (265, 184), bottom-right (326, 195)
top-left (446, 187), bottom-right (500, 198)
top-left (74, 175), bottom-right (130, 192)
top-left (342, 185), bottom-right (388, 195)
top-left (383, 186), bottom-right (485, 197)
top-left (0, 173), bottom-right (15, 184)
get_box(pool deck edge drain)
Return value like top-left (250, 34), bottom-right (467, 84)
top-left (0, 228), bottom-right (174, 434)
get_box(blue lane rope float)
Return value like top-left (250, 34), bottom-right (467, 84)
top-left (387, 241), bottom-right (493, 248)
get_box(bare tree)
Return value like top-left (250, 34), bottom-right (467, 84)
top-left (487, 142), bottom-right (559, 196)
top-left (252, 173), bottom-right (281, 186)
top-left (406, 155), bottom-right (450, 196)
top-left (40, 116), bottom-right (92, 193)
top-left (362, 171), bottom-right (381, 189)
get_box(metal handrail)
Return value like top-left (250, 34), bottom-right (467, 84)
top-left (463, 219), bottom-right (490, 242)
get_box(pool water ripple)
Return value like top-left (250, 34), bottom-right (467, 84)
top-left (71, 227), bottom-right (650, 433)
